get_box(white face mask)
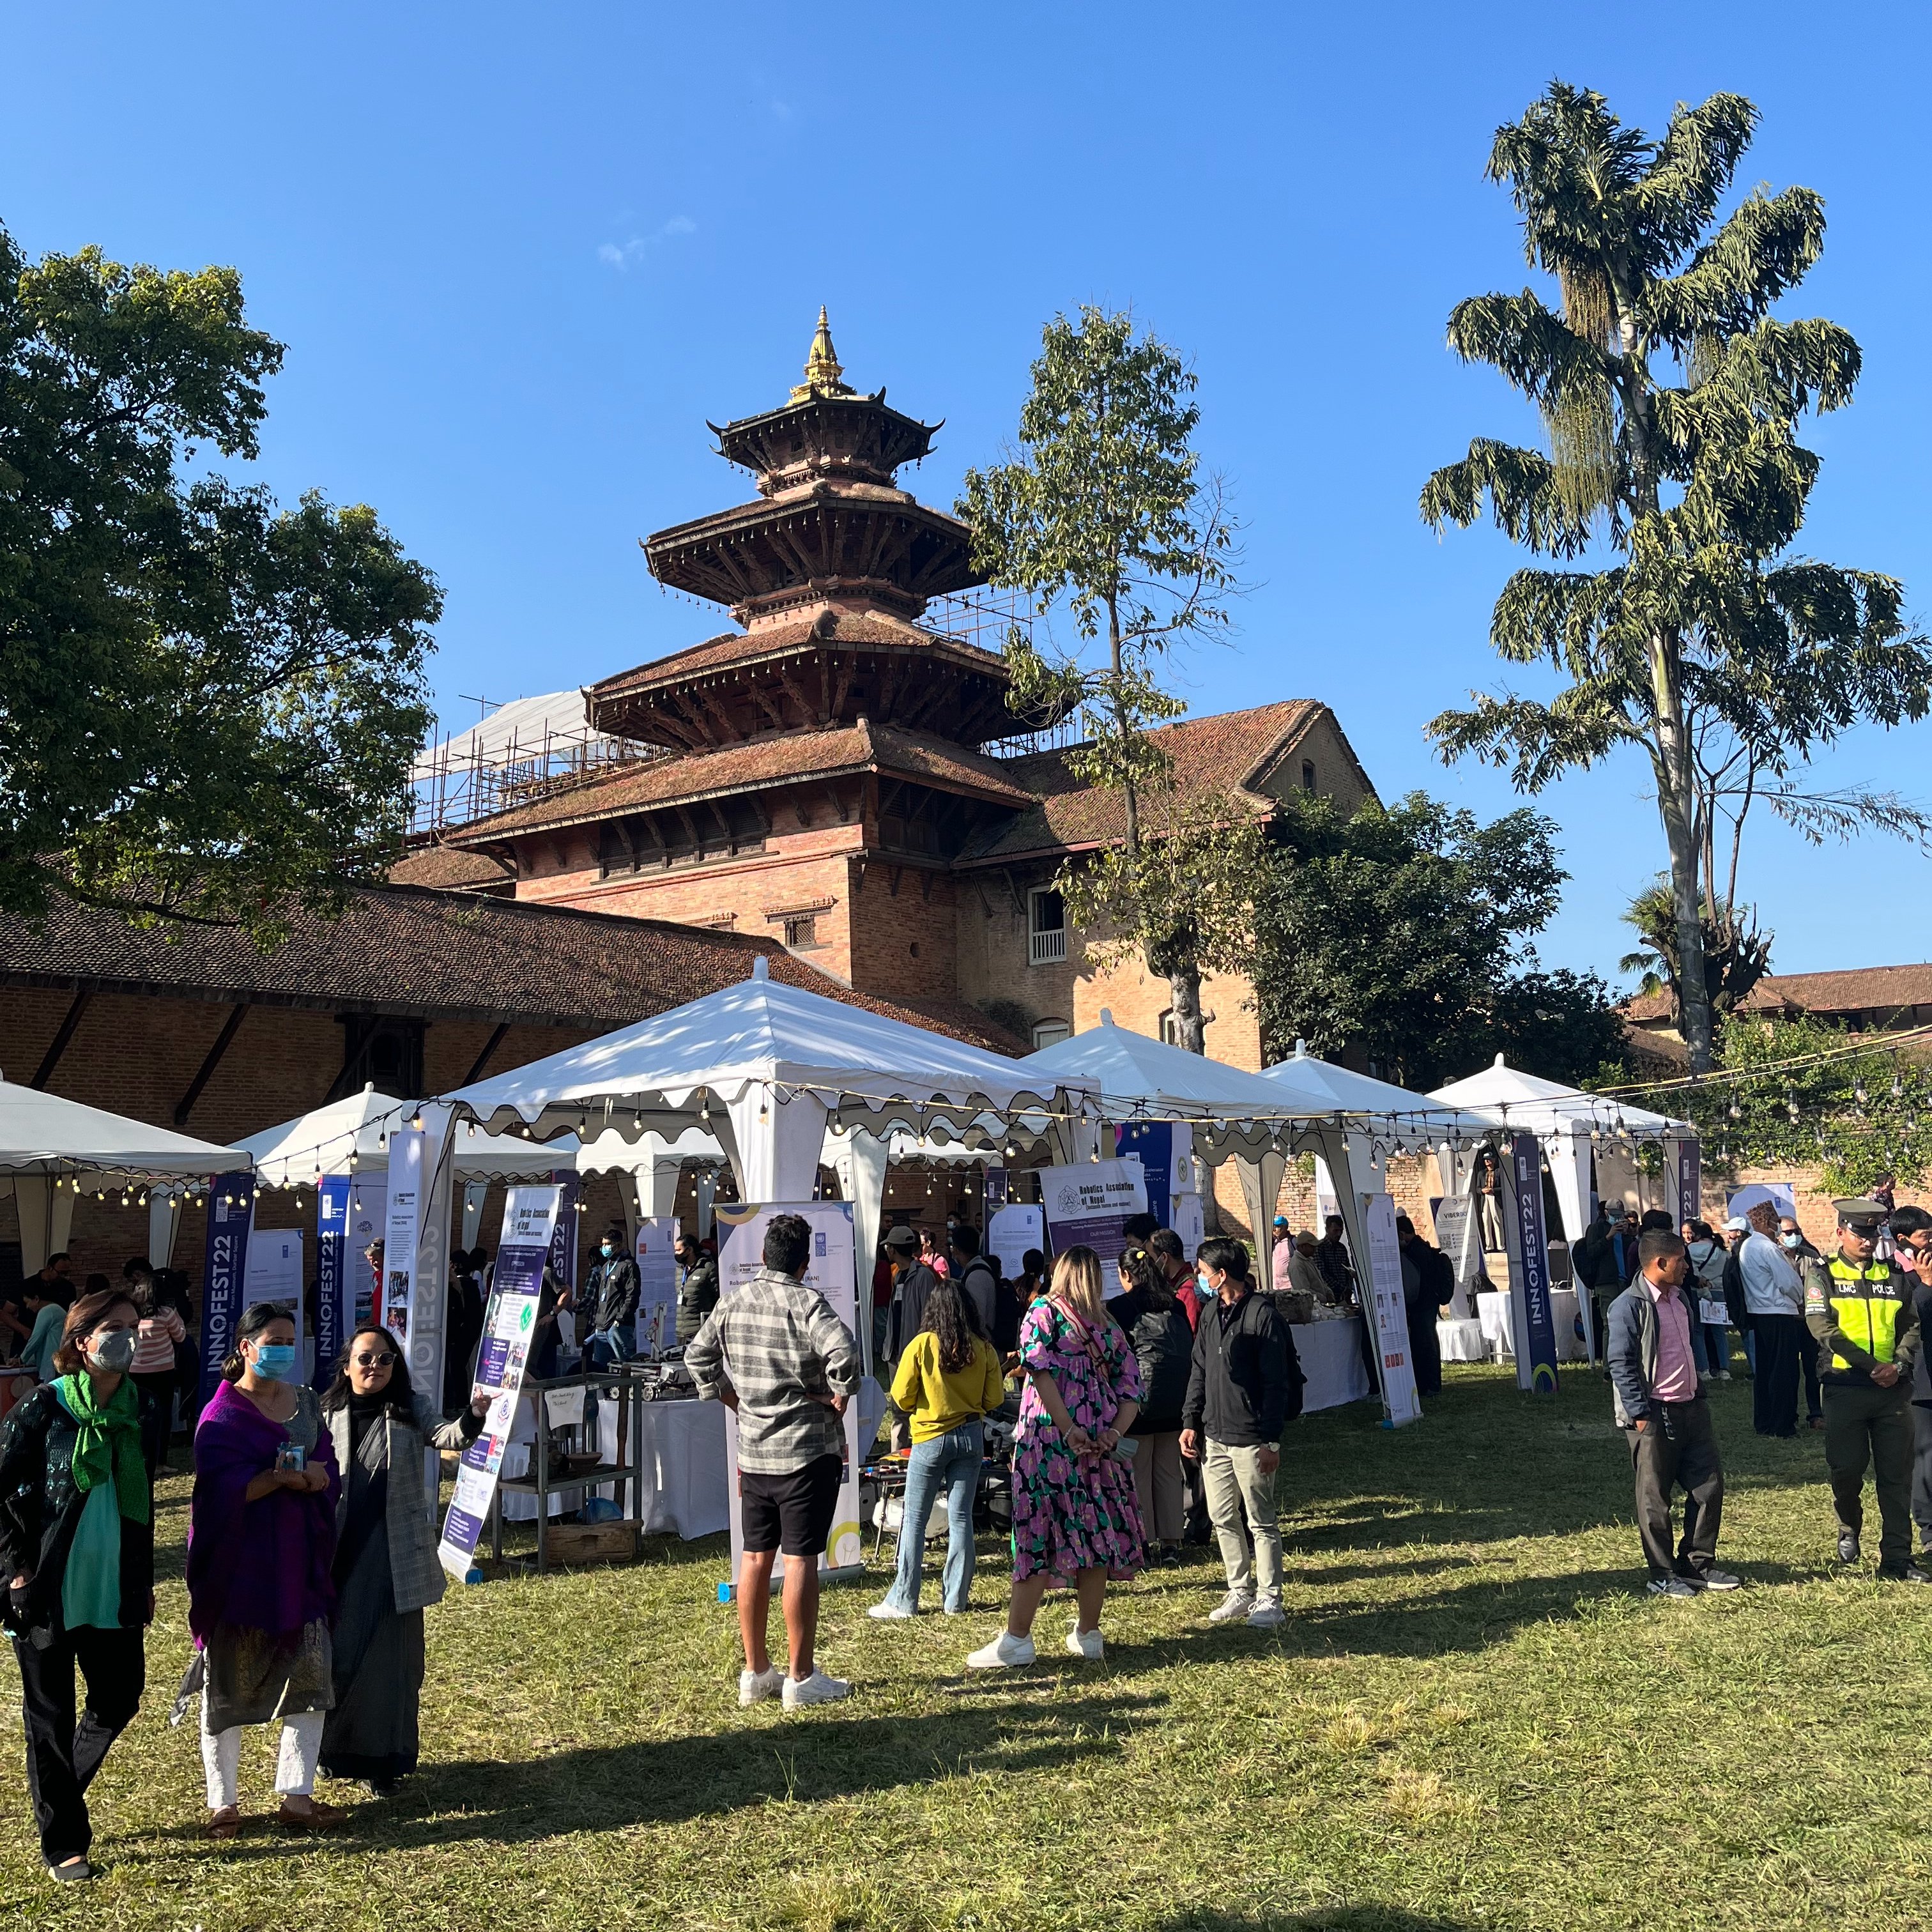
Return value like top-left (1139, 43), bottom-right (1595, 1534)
top-left (1780, 1233), bottom-right (1802, 1250)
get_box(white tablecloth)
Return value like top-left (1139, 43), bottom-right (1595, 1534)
top-left (1475, 1289), bottom-right (1585, 1362)
top-left (1292, 1317), bottom-right (1372, 1412)
top-left (608, 1397), bottom-right (729, 1540)
top-left (1439, 1317), bottom-right (1487, 1363)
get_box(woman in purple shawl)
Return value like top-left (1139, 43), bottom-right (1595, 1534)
top-left (187, 1302), bottom-right (341, 1836)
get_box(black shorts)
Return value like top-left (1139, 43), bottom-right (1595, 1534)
top-left (740, 1452), bottom-right (843, 1558)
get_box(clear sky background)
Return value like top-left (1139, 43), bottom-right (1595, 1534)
top-left (5, 3), bottom-right (1928, 985)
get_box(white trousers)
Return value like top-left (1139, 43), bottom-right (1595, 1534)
top-left (201, 1696), bottom-right (325, 1805)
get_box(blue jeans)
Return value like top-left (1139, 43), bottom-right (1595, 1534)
top-left (883, 1422), bottom-right (983, 1614)
top-left (585, 1325), bottom-right (636, 1369)
top-left (1702, 1324), bottom-right (1732, 1375)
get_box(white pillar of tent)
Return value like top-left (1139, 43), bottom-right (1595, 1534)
top-left (149, 1191), bottom-right (183, 1269)
top-left (1547, 1125), bottom-right (1597, 1358)
top-left (723, 1085), bottom-right (831, 1204)
top-left (1232, 1149), bottom-right (1287, 1276)
top-left (459, 1181), bottom-right (489, 1253)
top-left (12, 1176), bottom-right (75, 1275)
top-left (1306, 1123), bottom-right (1395, 1416)
top-left (829, 1126), bottom-right (889, 1380)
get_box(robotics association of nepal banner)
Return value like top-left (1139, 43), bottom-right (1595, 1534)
top-left (715, 1201), bottom-right (862, 1580)
top-left (1040, 1158), bottom-right (1149, 1297)
top-left (437, 1185), bottom-right (562, 1580)
top-left (1360, 1192), bottom-right (1422, 1426)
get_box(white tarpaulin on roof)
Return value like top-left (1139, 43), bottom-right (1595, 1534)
top-left (233, 1085), bottom-right (583, 1187)
top-left (411, 691), bottom-right (601, 781)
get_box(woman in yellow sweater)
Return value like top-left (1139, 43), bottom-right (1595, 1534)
top-left (869, 1279), bottom-right (1004, 1618)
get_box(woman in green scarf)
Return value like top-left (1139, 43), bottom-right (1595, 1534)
top-left (0, 1287), bottom-right (154, 1885)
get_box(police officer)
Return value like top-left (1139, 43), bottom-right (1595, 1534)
top-left (1803, 1197), bottom-right (1928, 1580)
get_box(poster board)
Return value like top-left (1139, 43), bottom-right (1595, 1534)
top-left (1430, 1194), bottom-right (1482, 1320)
top-left (987, 1203), bottom-right (1046, 1284)
top-left (1508, 1133), bottom-right (1560, 1395)
top-left (381, 1129), bottom-right (426, 1353)
top-left (634, 1215), bottom-right (678, 1354)
top-left (1040, 1158), bottom-right (1148, 1296)
top-left (715, 1202), bottom-right (863, 1581)
top-left (1360, 1192), bottom-right (1422, 1426)
top-left (438, 1185), bottom-right (560, 1579)
top-left (245, 1228), bottom-right (304, 1344)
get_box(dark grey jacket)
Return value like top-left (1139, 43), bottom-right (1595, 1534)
top-left (1182, 1288), bottom-right (1294, 1447)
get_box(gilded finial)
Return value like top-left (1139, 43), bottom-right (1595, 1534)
top-left (789, 305), bottom-right (854, 402)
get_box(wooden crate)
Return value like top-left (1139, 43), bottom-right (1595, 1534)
top-left (542, 1521), bottom-right (638, 1566)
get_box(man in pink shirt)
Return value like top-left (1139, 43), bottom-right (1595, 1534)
top-left (1606, 1230), bottom-right (1741, 1599)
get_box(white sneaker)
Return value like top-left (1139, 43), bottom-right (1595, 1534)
top-left (1208, 1590), bottom-right (1255, 1623)
top-left (1717, 1370), bottom-right (1733, 1382)
top-left (1246, 1600), bottom-right (1285, 1629)
top-left (738, 1665), bottom-right (785, 1706)
top-left (1064, 1624), bottom-right (1104, 1660)
top-left (866, 1600), bottom-right (914, 1620)
top-left (965, 1630), bottom-right (1036, 1670)
top-left (781, 1669), bottom-right (852, 1709)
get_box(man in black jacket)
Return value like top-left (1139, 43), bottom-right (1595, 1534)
top-left (673, 1230), bottom-right (720, 1348)
top-left (1181, 1237), bottom-right (1292, 1630)
top-left (583, 1223), bottom-right (641, 1368)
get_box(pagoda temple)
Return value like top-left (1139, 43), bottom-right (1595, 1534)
top-left (438, 314), bottom-right (1376, 1061)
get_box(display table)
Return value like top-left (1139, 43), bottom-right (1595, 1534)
top-left (1438, 1317), bottom-right (1487, 1363)
top-left (1292, 1317), bottom-right (1372, 1411)
top-left (1475, 1289), bottom-right (1585, 1362)
top-left (594, 1395), bottom-right (728, 1540)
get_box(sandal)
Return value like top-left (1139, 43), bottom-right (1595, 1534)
top-left (275, 1798), bottom-right (347, 1832)
top-left (203, 1807), bottom-right (241, 1841)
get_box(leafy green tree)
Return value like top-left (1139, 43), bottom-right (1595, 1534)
top-left (1252, 788), bottom-right (1627, 1088)
top-left (0, 226), bottom-right (439, 941)
top-left (1628, 1012), bottom-right (1931, 1193)
top-left (959, 306), bottom-right (1244, 1050)
top-left (1421, 84), bottom-right (1932, 1072)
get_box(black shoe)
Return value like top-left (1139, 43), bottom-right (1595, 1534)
top-left (1878, 1563), bottom-right (1932, 1584)
top-left (1837, 1532), bottom-right (1861, 1565)
top-left (47, 1859), bottom-right (95, 1883)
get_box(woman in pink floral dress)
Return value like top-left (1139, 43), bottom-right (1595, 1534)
top-left (967, 1247), bottom-right (1144, 1669)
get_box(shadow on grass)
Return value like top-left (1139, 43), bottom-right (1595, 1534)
top-left (120, 1686), bottom-right (1168, 1859)
top-left (1158, 1913), bottom-right (1477, 1931)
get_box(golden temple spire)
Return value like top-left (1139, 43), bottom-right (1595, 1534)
top-left (789, 305), bottom-right (854, 401)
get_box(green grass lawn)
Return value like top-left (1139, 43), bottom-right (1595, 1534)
top-left (4, 1363), bottom-right (1929, 1932)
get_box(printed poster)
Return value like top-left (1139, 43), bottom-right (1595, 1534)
top-left (634, 1215), bottom-right (678, 1354)
top-left (244, 1228), bottom-right (303, 1344)
top-left (381, 1128), bottom-right (426, 1353)
top-left (1040, 1158), bottom-right (1148, 1296)
top-left (314, 1179), bottom-right (351, 1388)
top-left (438, 1185), bottom-right (561, 1579)
top-left (987, 1203), bottom-right (1046, 1285)
top-left (715, 1202), bottom-right (862, 1579)
top-left (1361, 1192), bottom-right (1422, 1426)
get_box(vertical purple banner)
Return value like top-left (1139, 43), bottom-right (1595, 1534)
top-left (1115, 1122), bottom-right (1174, 1227)
top-left (313, 1176), bottom-right (350, 1389)
top-left (438, 1185), bottom-right (562, 1579)
top-left (548, 1168), bottom-right (579, 1307)
top-left (1671, 1139), bottom-right (1701, 1230)
top-left (1510, 1134), bottom-right (1560, 1395)
top-left (199, 1172), bottom-right (255, 1408)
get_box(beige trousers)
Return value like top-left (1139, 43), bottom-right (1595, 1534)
top-left (1202, 1438), bottom-right (1283, 1604)
top-left (1130, 1430), bottom-right (1186, 1543)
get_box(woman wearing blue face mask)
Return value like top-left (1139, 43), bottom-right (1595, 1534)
top-left (0, 1289), bottom-right (154, 1883)
top-left (186, 1302), bottom-right (341, 1837)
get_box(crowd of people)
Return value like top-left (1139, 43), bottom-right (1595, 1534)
top-left (8, 1181), bottom-right (1931, 1880)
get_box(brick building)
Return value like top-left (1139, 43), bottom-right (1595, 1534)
top-left (411, 315), bottom-right (1374, 1090)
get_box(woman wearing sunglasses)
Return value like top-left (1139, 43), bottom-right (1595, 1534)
top-left (316, 1324), bottom-right (487, 1795)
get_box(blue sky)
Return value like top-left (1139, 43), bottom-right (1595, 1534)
top-left (6, 3), bottom-right (1928, 983)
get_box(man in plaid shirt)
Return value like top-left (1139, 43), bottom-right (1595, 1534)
top-left (686, 1213), bottom-right (861, 1710)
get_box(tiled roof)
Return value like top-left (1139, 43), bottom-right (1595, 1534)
top-left (590, 610), bottom-right (1006, 702)
top-left (0, 885), bottom-right (1024, 1048)
top-left (958, 700), bottom-right (1329, 864)
top-left (1624, 964), bottom-right (1932, 1025)
top-left (387, 846), bottom-right (515, 893)
top-left (447, 720), bottom-right (1036, 841)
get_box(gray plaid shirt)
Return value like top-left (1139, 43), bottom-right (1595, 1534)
top-left (684, 1266), bottom-right (861, 1475)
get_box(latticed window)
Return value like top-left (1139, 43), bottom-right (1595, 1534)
top-left (784, 915), bottom-right (817, 949)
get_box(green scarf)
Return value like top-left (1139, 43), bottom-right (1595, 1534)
top-left (56, 1373), bottom-right (150, 1526)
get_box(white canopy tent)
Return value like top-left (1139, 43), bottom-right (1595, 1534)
top-left (1430, 1055), bottom-right (1698, 1365)
top-left (0, 1075), bottom-right (249, 1272)
top-left (234, 1086), bottom-right (583, 1188)
top-left (438, 957), bottom-right (1096, 1377)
